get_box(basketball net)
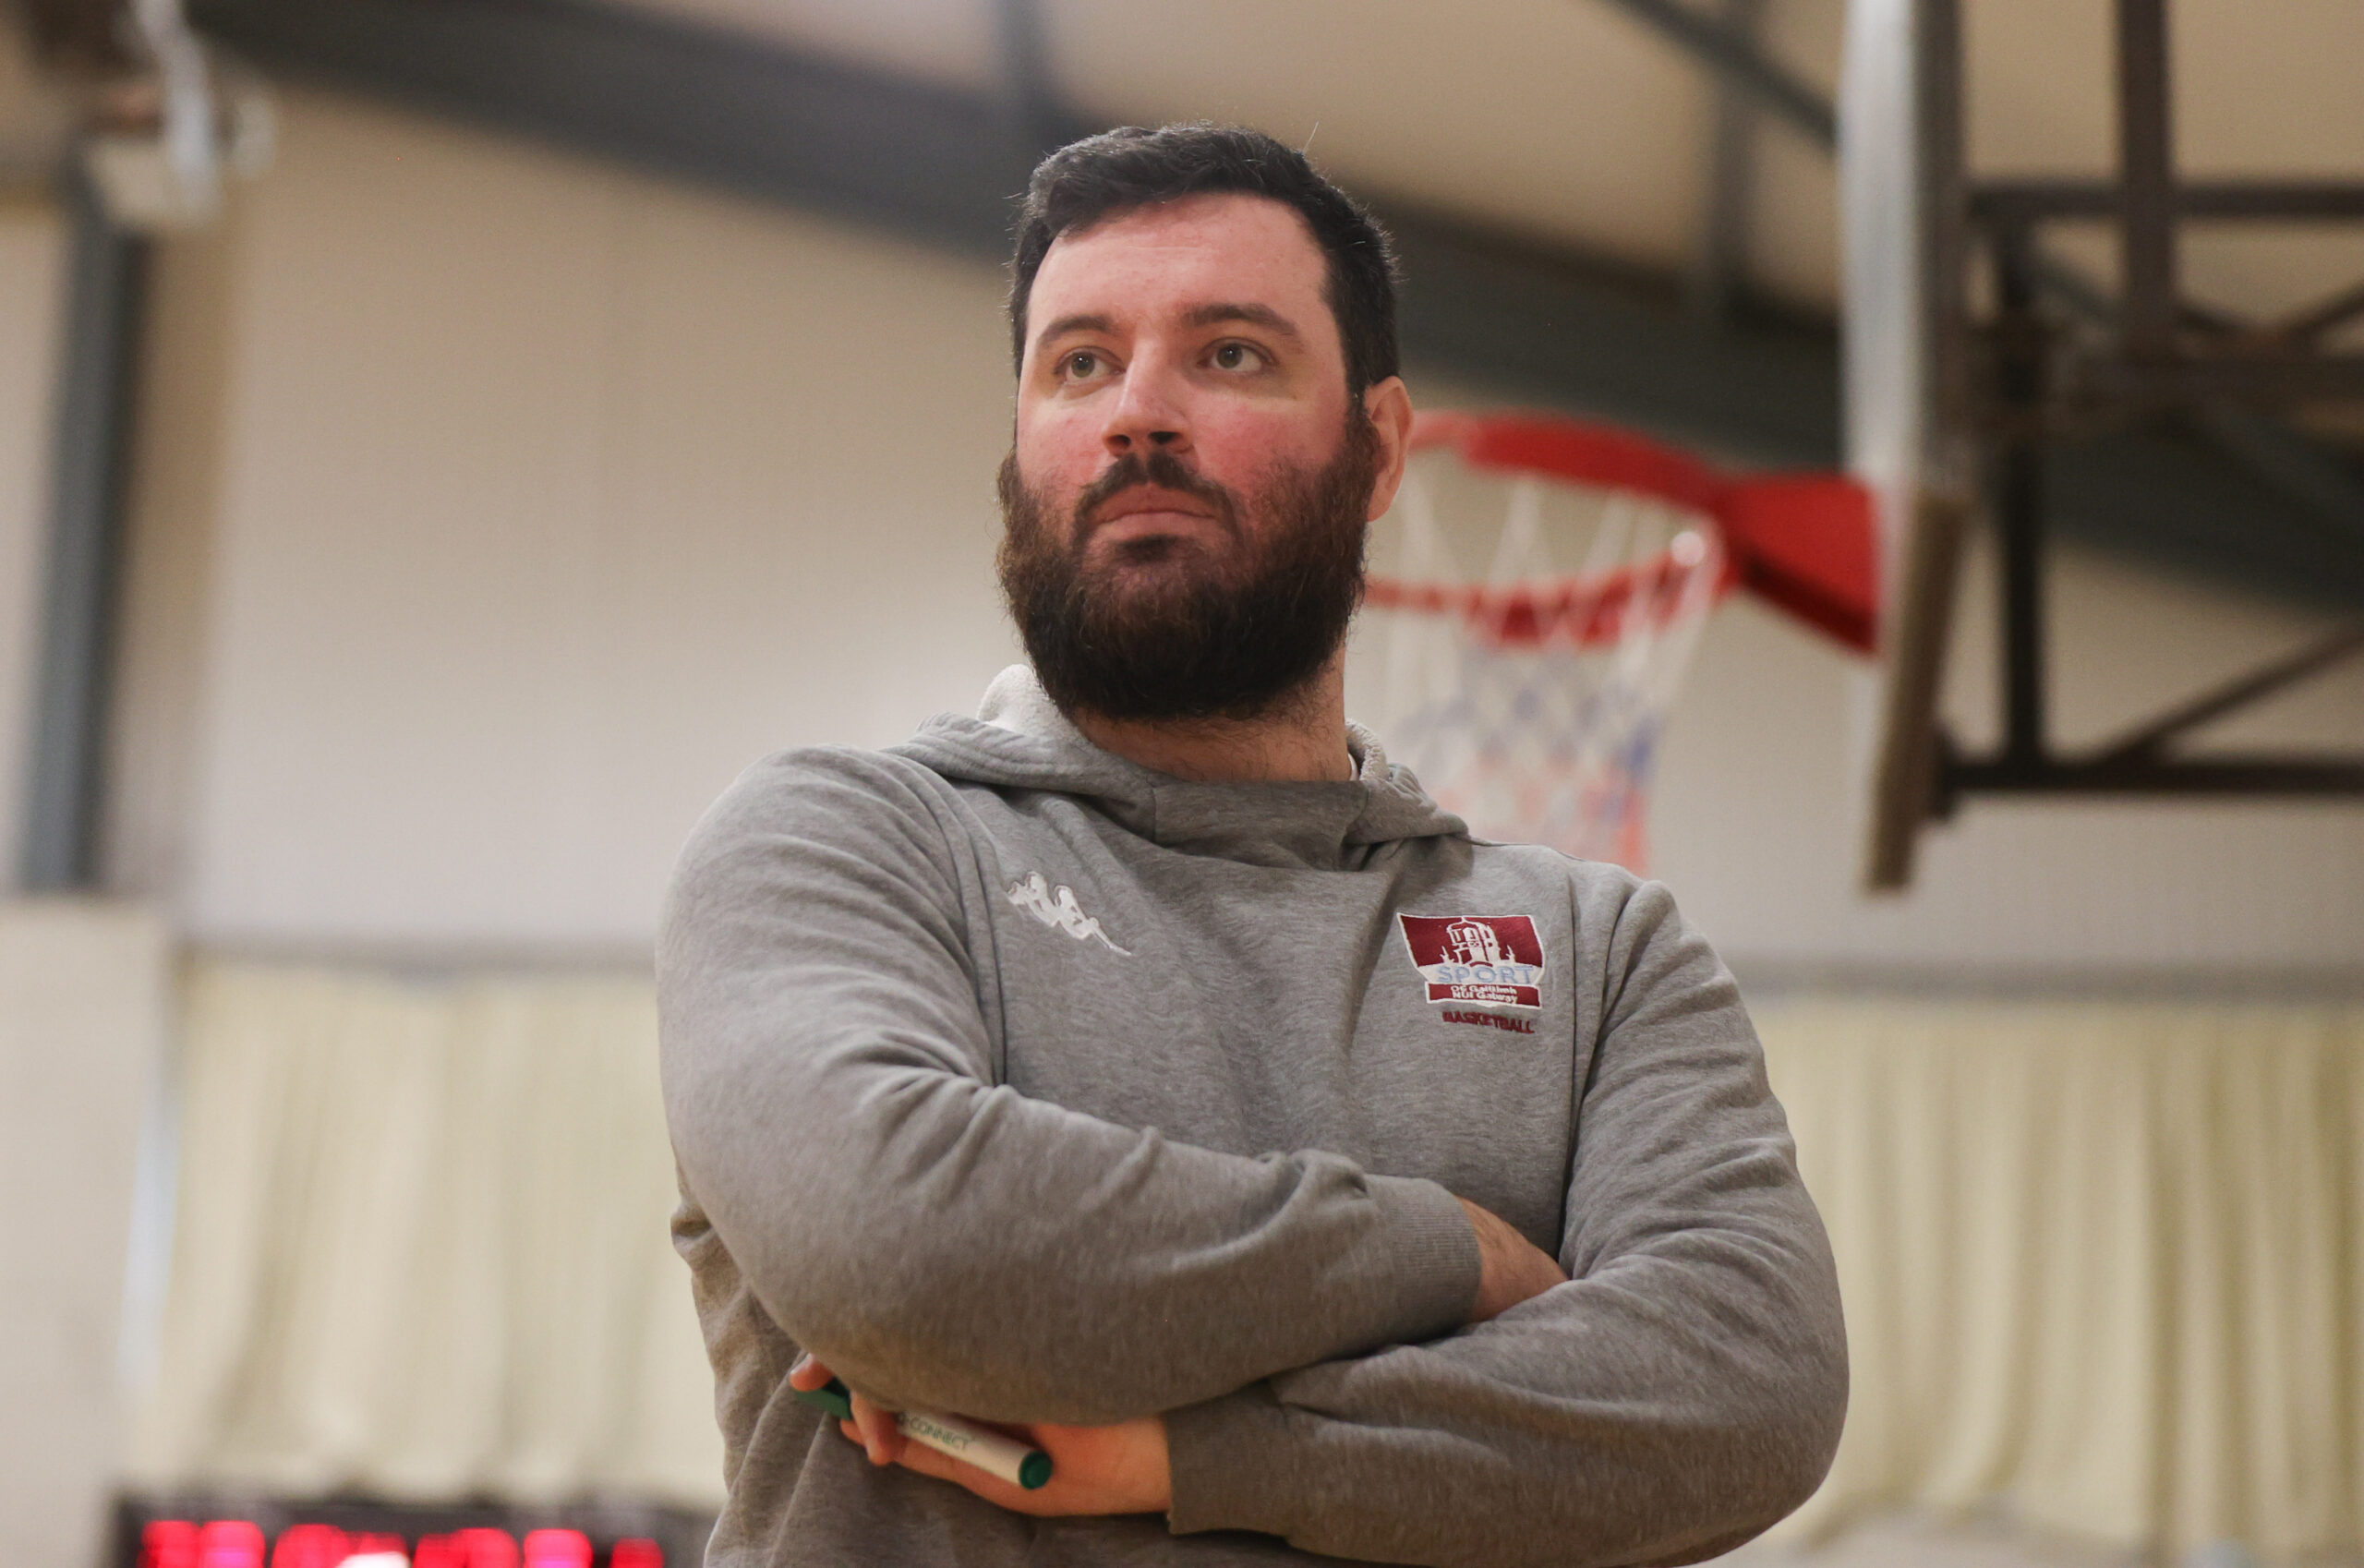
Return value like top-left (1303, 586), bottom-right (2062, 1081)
top-left (1361, 445), bottom-right (1727, 873)
top-left (1358, 411), bottom-right (1880, 872)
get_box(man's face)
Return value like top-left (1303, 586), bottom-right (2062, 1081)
top-left (1001, 192), bottom-right (1409, 722)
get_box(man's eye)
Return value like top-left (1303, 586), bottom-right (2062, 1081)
top-left (1210, 343), bottom-right (1263, 371)
top-left (1064, 351), bottom-right (1104, 379)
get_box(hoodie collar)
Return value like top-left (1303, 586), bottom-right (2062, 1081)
top-left (891, 666), bottom-right (1465, 870)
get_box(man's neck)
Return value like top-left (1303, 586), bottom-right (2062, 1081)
top-left (1066, 661), bottom-right (1355, 784)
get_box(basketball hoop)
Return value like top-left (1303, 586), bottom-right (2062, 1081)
top-left (1358, 411), bottom-right (1876, 872)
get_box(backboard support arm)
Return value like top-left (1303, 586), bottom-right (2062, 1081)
top-left (1889, 0), bottom-right (2364, 856)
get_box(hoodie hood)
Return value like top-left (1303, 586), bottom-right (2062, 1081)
top-left (891, 666), bottom-right (1466, 870)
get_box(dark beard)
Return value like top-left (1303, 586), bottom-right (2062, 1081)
top-left (996, 412), bottom-right (1380, 725)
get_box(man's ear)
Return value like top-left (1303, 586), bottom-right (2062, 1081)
top-left (1360, 377), bottom-right (1416, 522)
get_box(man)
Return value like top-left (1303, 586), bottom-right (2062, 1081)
top-left (658, 124), bottom-right (1847, 1567)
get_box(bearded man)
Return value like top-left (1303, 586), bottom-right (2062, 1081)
top-left (657, 124), bottom-right (1847, 1568)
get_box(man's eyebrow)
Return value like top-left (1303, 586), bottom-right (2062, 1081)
top-left (1183, 302), bottom-right (1303, 339)
top-left (1032, 312), bottom-right (1116, 351)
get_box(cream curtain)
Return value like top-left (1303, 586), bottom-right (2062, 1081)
top-left (134, 962), bottom-right (2362, 1556)
top-left (1761, 996), bottom-right (2363, 1557)
top-left (130, 960), bottom-right (723, 1505)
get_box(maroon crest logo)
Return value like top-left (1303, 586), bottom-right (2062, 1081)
top-left (1397, 914), bottom-right (1546, 1010)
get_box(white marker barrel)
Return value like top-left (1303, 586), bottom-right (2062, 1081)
top-left (793, 1375), bottom-right (1054, 1490)
top-left (895, 1408), bottom-right (1054, 1490)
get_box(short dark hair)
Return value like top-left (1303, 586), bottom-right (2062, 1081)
top-left (1009, 124), bottom-right (1402, 397)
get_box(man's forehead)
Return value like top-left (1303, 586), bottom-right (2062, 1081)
top-left (1030, 193), bottom-right (1329, 322)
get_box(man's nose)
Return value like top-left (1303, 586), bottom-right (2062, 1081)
top-left (1100, 356), bottom-right (1192, 460)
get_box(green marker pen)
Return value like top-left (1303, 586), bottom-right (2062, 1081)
top-left (793, 1376), bottom-right (1055, 1490)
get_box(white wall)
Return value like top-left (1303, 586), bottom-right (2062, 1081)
top-left (0, 898), bottom-right (174, 1568)
top-left (0, 199), bottom-right (64, 882)
top-left (115, 90), bottom-right (2364, 971)
top-left (1650, 540), bottom-right (2364, 973)
top-left (132, 92), bottom-right (1021, 947)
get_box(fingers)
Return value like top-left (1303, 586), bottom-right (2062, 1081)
top-left (1457, 1195), bottom-right (1565, 1321)
top-left (838, 1417), bottom-right (885, 1464)
top-left (847, 1393), bottom-right (905, 1466)
top-left (889, 1438), bottom-right (1055, 1515)
top-left (792, 1356), bottom-right (905, 1466)
top-left (809, 1396), bottom-right (1048, 1514)
top-left (903, 1436), bottom-right (1079, 1518)
top-left (834, 1416), bottom-right (1055, 1514)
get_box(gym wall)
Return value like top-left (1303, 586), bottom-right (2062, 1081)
top-left (102, 90), bottom-right (1023, 954)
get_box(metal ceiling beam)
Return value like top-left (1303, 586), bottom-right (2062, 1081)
top-left (192, 0), bottom-right (1054, 257)
top-left (1385, 212), bottom-right (1837, 461)
top-left (2114, 0), bottom-right (2177, 359)
top-left (1973, 178), bottom-right (2364, 223)
top-left (993, 0), bottom-right (1066, 163)
top-left (1687, 0), bottom-right (1767, 325)
top-left (1592, 0), bottom-right (1835, 150)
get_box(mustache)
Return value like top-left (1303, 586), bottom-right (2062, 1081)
top-left (1072, 449), bottom-right (1240, 543)
top-left (996, 408), bottom-right (1381, 725)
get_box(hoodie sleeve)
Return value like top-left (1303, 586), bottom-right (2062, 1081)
top-left (657, 747), bottom-right (1481, 1425)
top-left (1160, 874), bottom-right (1849, 1568)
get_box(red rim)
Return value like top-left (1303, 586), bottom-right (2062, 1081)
top-left (1364, 540), bottom-right (1724, 649)
top-left (1377, 409), bottom-right (1879, 654)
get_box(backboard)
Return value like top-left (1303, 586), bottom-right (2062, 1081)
top-left (1840, 0), bottom-right (1974, 890)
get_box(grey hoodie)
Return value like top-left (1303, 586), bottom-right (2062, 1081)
top-left (657, 667), bottom-right (1846, 1568)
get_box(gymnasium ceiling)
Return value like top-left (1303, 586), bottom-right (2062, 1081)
top-left (7, 0), bottom-right (2364, 605)
top-left (13, 0), bottom-right (2364, 326)
top-left (616, 0), bottom-right (2364, 326)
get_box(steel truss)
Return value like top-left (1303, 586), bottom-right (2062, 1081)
top-left (1937, 0), bottom-right (2364, 812)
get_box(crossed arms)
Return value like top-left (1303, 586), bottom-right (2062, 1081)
top-left (657, 752), bottom-right (1848, 1568)
top-left (784, 1192), bottom-right (1567, 1521)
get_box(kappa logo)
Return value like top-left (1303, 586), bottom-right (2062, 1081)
top-left (1397, 914), bottom-right (1546, 1012)
top-left (1007, 872), bottom-right (1132, 956)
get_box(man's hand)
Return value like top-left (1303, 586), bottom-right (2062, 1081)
top-left (1459, 1196), bottom-right (1568, 1321)
top-left (780, 1199), bottom-right (1553, 1516)
top-left (790, 1356), bottom-right (1172, 1517)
